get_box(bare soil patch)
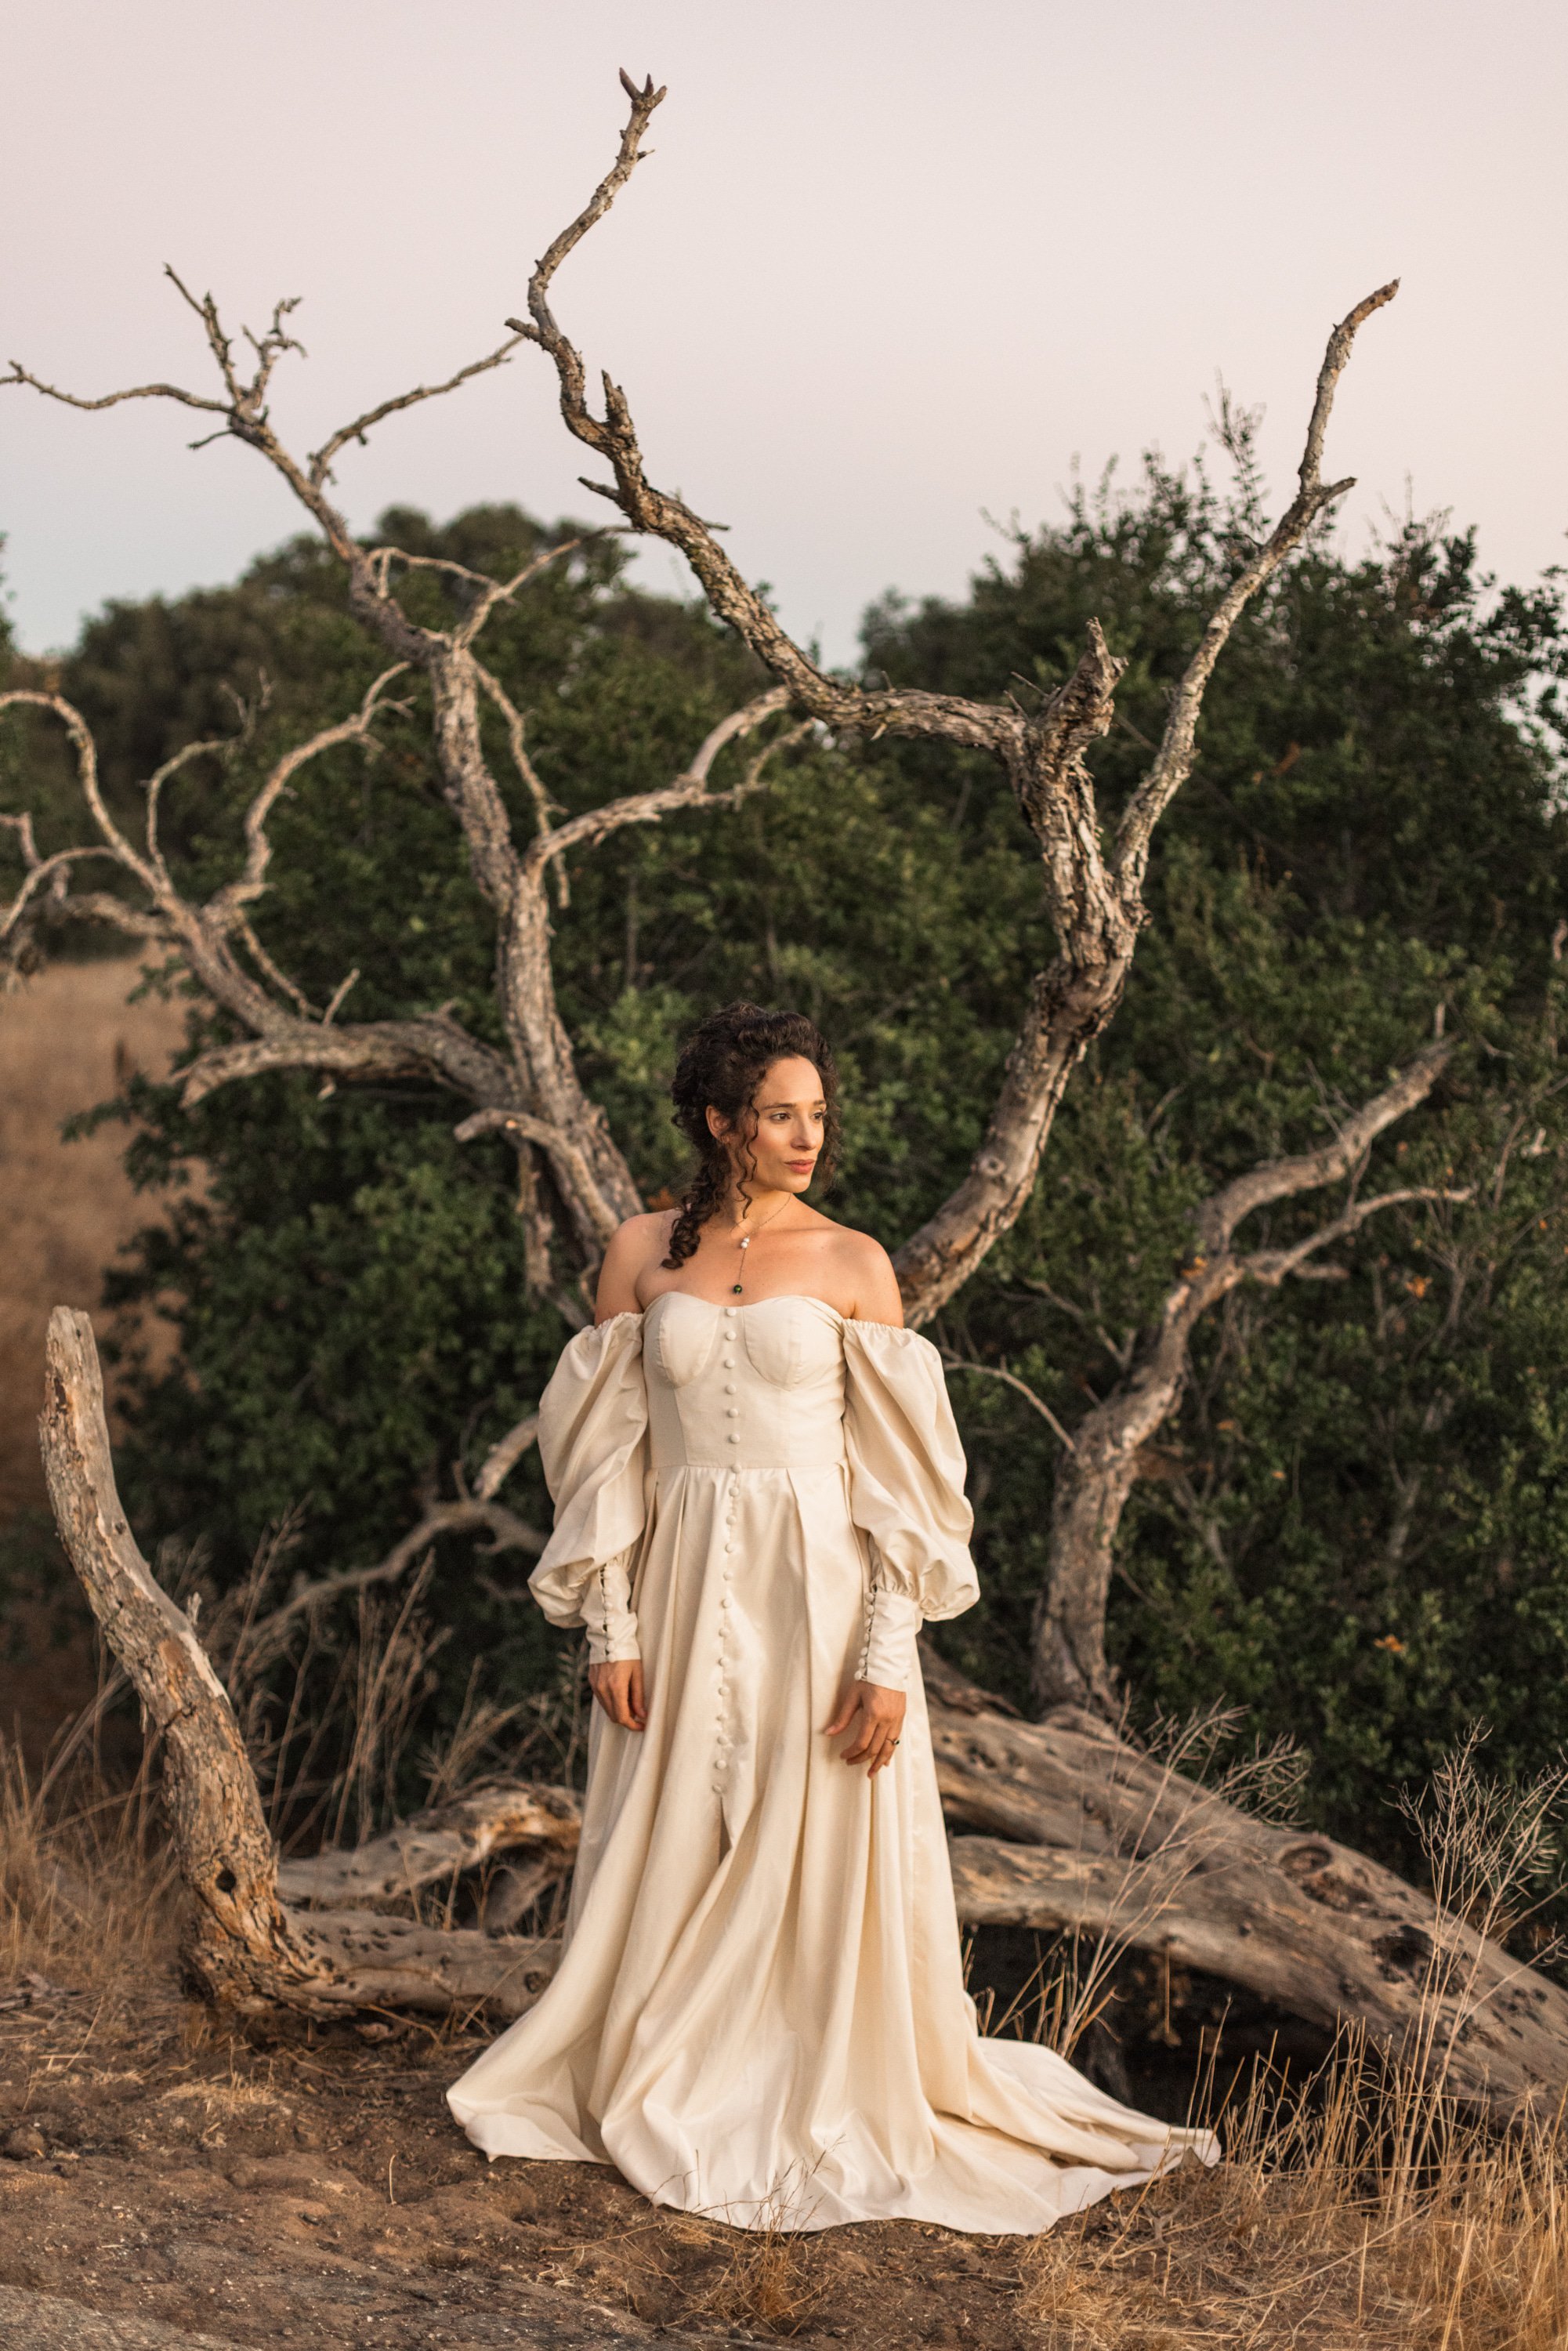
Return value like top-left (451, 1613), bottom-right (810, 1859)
top-left (0, 1975), bottom-right (1218, 2351)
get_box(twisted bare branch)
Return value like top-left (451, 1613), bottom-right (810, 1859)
top-left (473, 1411), bottom-right (541, 1503)
top-left (472, 657), bottom-right (560, 844)
top-left (1242, 1183), bottom-right (1474, 1288)
top-left (940, 1353), bottom-right (1078, 1452)
top-left (452, 1107), bottom-right (625, 1249)
top-left (232, 1497), bottom-right (545, 1678)
top-left (1114, 281), bottom-right (1400, 907)
top-left (524, 686), bottom-right (798, 873)
top-left (0, 820), bottom-right (133, 942)
top-left (308, 336), bottom-right (527, 487)
top-left (1030, 1043), bottom-right (1461, 1715)
top-left (512, 74), bottom-right (1400, 1322)
top-left (1195, 1039), bottom-right (1445, 1259)
top-left (207, 664), bottom-right (409, 925)
top-left (1, 360), bottom-right (227, 419)
top-left (173, 1016), bottom-right (512, 1110)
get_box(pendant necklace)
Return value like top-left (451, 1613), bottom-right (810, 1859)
top-left (730, 1194), bottom-right (791, 1295)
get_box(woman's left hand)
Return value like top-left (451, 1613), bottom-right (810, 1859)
top-left (588, 1658), bottom-right (646, 1731)
top-left (825, 1679), bottom-right (907, 1776)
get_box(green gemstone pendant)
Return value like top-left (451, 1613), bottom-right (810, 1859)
top-left (731, 1283), bottom-right (744, 1295)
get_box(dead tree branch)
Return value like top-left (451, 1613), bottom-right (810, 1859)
top-left (39, 1307), bottom-right (559, 2019)
top-left (512, 74), bottom-right (1398, 1320)
top-left (922, 1650), bottom-right (1568, 2124)
top-left (274, 1778), bottom-right (579, 1920)
top-left (230, 1498), bottom-right (545, 1683)
top-left (1030, 1044), bottom-right (1471, 1715)
top-left (939, 1352), bottom-right (1078, 1452)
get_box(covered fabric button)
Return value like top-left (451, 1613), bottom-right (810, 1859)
top-left (726, 1433), bottom-right (741, 1444)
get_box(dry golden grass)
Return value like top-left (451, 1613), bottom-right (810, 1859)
top-left (0, 956), bottom-right (184, 1523)
top-left (0, 1744), bottom-right (183, 2051)
top-left (1019, 2045), bottom-right (1568, 2348)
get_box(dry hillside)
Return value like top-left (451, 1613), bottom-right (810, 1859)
top-left (0, 958), bottom-right (183, 1520)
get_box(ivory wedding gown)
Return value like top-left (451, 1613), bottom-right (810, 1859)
top-left (447, 1291), bottom-right (1218, 2231)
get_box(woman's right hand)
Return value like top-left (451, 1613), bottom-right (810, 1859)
top-left (588, 1658), bottom-right (646, 1731)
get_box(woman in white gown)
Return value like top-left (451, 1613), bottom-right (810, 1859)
top-left (448, 1004), bottom-right (1218, 2231)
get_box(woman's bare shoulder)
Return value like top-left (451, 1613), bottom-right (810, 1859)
top-left (595, 1210), bottom-right (677, 1320)
top-left (807, 1215), bottom-right (904, 1325)
top-left (611, 1208), bottom-right (678, 1250)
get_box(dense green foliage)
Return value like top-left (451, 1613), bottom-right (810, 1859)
top-left (10, 458), bottom-right (1568, 1873)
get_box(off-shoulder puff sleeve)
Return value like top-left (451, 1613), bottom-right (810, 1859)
top-left (527, 1313), bottom-right (648, 1663)
top-left (842, 1319), bottom-right (979, 1688)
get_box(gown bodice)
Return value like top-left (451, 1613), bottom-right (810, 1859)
top-left (643, 1291), bottom-right (848, 1470)
top-left (524, 1291), bottom-right (982, 1657)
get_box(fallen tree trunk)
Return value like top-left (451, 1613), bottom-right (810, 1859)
top-left (922, 1650), bottom-right (1568, 2121)
top-left (39, 1306), bottom-right (559, 2021)
top-left (275, 1778), bottom-right (580, 1917)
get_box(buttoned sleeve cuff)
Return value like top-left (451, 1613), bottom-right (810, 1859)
top-left (856, 1583), bottom-right (924, 1691)
top-left (578, 1549), bottom-right (640, 1665)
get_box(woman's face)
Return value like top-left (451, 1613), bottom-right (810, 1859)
top-left (710, 1055), bottom-right (826, 1195)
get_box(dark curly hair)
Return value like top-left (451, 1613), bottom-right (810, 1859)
top-left (661, 1002), bottom-right (840, 1270)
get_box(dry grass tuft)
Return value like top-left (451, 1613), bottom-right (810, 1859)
top-left (1020, 2045), bottom-right (1568, 2347)
top-left (0, 1741), bottom-right (182, 2004)
top-left (1008, 1721), bottom-right (1568, 2346)
top-left (673, 2201), bottom-right (827, 2337)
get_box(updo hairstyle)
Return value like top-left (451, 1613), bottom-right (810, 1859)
top-left (661, 1002), bottom-right (840, 1270)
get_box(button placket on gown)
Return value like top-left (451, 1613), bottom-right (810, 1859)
top-left (713, 1306), bottom-right (741, 1798)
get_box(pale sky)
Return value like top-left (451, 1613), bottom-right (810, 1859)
top-left (2, 1), bottom-right (1564, 664)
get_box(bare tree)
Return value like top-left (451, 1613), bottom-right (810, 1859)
top-left (509, 71), bottom-right (1399, 1324)
top-left (2, 268), bottom-right (807, 1309)
top-left (3, 76), bottom-right (1394, 1340)
top-left (943, 1045), bottom-right (1471, 1715)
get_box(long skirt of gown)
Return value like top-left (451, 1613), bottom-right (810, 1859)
top-left (447, 1452), bottom-right (1219, 2233)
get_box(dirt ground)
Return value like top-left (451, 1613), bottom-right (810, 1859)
top-left (0, 1967), bottom-right (1251, 2351)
